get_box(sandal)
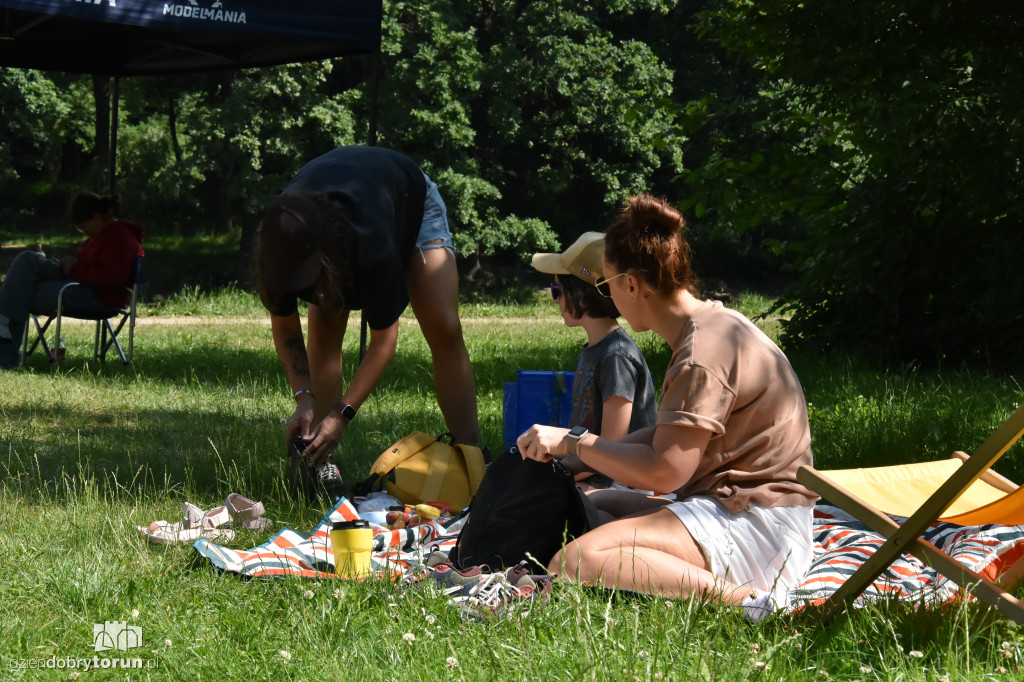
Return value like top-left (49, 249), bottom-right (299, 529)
top-left (225, 493), bottom-right (274, 531)
top-left (137, 501), bottom-right (236, 544)
top-left (183, 502), bottom-right (232, 530)
top-left (138, 495), bottom-right (273, 544)
top-left (138, 520), bottom-right (236, 544)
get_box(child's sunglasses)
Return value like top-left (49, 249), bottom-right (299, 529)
top-left (549, 283), bottom-right (564, 300)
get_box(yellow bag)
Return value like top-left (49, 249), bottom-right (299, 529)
top-left (354, 432), bottom-right (486, 511)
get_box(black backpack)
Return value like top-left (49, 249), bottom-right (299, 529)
top-left (450, 446), bottom-right (600, 571)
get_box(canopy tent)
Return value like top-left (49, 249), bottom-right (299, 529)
top-left (0, 0), bottom-right (383, 76)
top-left (0, 0), bottom-right (384, 192)
top-left (2, 0), bottom-right (384, 356)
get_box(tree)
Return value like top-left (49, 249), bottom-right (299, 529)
top-left (692, 0), bottom-right (1024, 368)
top-left (0, 70), bottom-right (92, 224)
top-left (369, 0), bottom-right (684, 264)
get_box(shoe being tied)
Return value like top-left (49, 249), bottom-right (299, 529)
top-left (289, 448), bottom-right (344, 503)
top-left (315, 458), bottom-right (345, 501)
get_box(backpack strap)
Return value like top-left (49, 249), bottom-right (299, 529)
top-left (352, 431), bottom-right (436, 497)
top-left (455, 443), bottom-right (487, 496)
top-left (419, 440), bottom-right (452, 504)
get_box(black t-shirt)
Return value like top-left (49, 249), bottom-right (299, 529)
top-left (261, 146), bottom-right (427, 329)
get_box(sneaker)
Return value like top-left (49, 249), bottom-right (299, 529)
top-left (404, 551), bottom-right (486, 593)
top-left (504, 560), bottom-right (554, 600)
top-left (315, 458), bottom-right (345, 500)
top-left (289, 445), bottom-right (344, 503)
top-left (449, 572), bottom-right (516, 620)
top-left (289, 445), bottom-right (316, 500)
top-left (447, 565), bottom-right (554, 621)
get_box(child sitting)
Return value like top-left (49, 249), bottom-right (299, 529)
top-left (532, 232), bottom-right (657, 492)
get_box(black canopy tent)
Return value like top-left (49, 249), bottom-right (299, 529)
top-left (2, 0), bottom-right (385, 355)
top-left (0, 0), bottom-right (384, 191)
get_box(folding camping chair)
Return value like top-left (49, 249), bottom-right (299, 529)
top-left (797, 403), bottom-right (1024, 623)
top-left (21, 253), bottom-right (144, 369)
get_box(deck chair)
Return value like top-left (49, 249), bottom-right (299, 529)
top-left (797, 403), bottom-right (1024, 623)
top-left (21, 253), bottom-right (144, 369)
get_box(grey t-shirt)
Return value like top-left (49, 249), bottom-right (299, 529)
top-left (568, 326), bottom-right (657, 435)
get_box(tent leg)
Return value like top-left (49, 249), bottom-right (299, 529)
top-left (360, 51), bottom-right (381, 362)
top-left (368, 51), bottom-right (379, 148)
top-left (109, 76), bottom-right (120, 196)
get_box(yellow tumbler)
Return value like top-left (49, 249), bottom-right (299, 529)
top-left (330, 519), bottom-right (373, 577)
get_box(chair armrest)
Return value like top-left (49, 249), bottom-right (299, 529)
top-left (951, 451), bottom-right (1019, 493)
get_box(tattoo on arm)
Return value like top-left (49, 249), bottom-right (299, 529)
top-left (284, 335), bottom-right (310, 377)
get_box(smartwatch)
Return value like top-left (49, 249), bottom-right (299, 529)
top-left (565, 425), bottom-right (590, 457)
top-left (334, 402), bottom-right (357, 421)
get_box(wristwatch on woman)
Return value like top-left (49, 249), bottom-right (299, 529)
top-left (334, 402), bottom-right (357, 421)
top-left (564, 426), bottom-right (590, 458)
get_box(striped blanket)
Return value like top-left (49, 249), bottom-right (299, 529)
top-left (193, 499), bottom-right (1024, 611)
top-left (194, 498), bottom-right (462, 579)
top-left (790, 505), bottom-right (1024, 609)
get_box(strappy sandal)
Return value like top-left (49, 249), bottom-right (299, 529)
top-left (137, 502), bottom-right (236, 544)
top-left (225, 493), bottom-right (274, 531)
top-left (138, 520), bottom-right (237, 545)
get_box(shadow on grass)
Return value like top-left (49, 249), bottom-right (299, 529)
top-left (7, 318), bottom-right (1023, 498)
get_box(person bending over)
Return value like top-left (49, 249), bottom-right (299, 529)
top-left (255, 146), bottom-right (480, 495)
top-left (531, 232), bottom-right (657, 492)
top-left (0, 193), bottom-right (144, 370)
top-left (517, 194), bottom-right (818, 620)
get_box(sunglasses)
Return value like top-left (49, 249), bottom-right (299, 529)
top-left (594, 271), bottom-right (629, 297)
top-left (549, 282), bottom-right (564, 300)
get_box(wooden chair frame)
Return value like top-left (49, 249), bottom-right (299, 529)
top-left (797, 404), bottom-right (1024, 623)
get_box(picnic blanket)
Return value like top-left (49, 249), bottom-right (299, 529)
top-left (194, 497), bottom-right (463, 579)
top-left (790, 505), bottom-right (1024, 609)
top-left (193, 499), bottom-right (1024, 612)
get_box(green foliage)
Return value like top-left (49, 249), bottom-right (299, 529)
top-left (375, 0), bottom-right (683, 258)
top-left (692, 1), bottom-right (1024, 368)
top-left (0, 71), bottom-right (92, 223)
top-left (114, 63), bottom-right (362, 231)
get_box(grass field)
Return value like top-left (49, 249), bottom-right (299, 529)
top-left (2, 286), bottom-right (1023, 680)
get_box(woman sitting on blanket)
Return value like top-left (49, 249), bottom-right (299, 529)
top-left (516, 194), bottom-right (819, 619)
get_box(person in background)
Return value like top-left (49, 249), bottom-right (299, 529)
top-left (254, 146), bottom-right (480, 499)
top-left (517, 194), bottom-right (818, 620)
top-left (0, 193), bottom-right (144, 370)
top-left (531, 232), bottom-right (657, 492)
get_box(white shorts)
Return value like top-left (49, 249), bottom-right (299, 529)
top-left (667, 495), bottom-right (813, 605)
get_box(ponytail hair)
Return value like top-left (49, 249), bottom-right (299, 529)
top-left (603, 193), bottom-right (697, 297)
top-left (69, 193), bottom-right (121, 224)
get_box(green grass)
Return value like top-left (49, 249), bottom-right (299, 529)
top-left (2, 293), bottom-right (1023, 679)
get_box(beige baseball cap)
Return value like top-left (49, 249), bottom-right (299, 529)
top-left (531, 232), bottom-right (605, 286)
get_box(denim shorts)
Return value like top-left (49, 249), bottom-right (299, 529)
top-left (417, 172), bottom-right (456, 260)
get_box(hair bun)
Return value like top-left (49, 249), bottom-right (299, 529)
top-left (629, 194), bottom-right (685, 238)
